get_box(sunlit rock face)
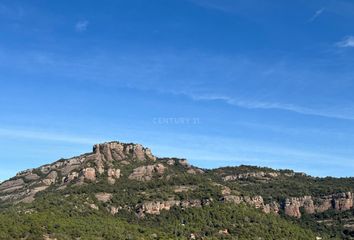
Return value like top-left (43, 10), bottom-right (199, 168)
top-left (93, 142), bottom-right (156, 163)
top-left (128, 164), bottom-right (166, 181)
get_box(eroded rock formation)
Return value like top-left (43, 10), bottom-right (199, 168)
top-left (223, 171), bottom-right (279, 181)
top-left (128, 164), bottom-right (165, 181)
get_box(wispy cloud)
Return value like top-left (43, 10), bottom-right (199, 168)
top-left (0, 128), bottom-right (101, 145)
top-left (147, 131), bottom-right (354, 177)
top-left (2, 46), bottom-right (354, 121)
top-left (188, 0), bottom-right (236, 13)
top-left (308, 8), bottom-right (325, 22)
top-left (336, 36), bottom-right (354, 48)
top-left (75, 20), bottom-right (89, 32)
top-left (187, 93), bottom-right (354, 121)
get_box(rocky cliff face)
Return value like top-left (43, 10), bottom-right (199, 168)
top-left (222, 171), bottom-right (281, 181)
top-left (222, 195), bottom-right (280, 214)
top-left (111, 189), bottom-right (354, 219)
top-left (282, 192), bottom-right (354, 218)
top-left (220, 192), bottom-right (354, 218)
top-left (136, 199), bottom-right (211, 217)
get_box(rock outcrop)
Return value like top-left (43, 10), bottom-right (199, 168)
top-left (222, 195), bottom-right (279, 214)
top-left (223, 171), bottom-right (279, 181)
top-left (281, 193), bottom-right (354, 218)
top-left (95, 193), bottom-right (112, 203)
top-left (82, 168), bottom-right (96, 181)
top-left (136, 199), bottom-right (211, 217)
top-left (42, 171), bottom-right (58, 185)
top-left (333, 192), bottom-right (353, 211)
top-left (221, 192), bottom-right (354, 218)
top-left (283, 198), bottom-right (302, 218)
top-left (128, 164), bottom-right (166, 181)
top-left (93, 142), bottom-right (156, 163)
top-left (107, 168), bottom-right (121, 184)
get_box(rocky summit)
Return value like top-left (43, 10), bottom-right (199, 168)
top-left (1, 141), bottom-right (354, 239)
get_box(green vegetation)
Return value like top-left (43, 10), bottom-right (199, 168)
top-left (209, 165), bottom-right (354, 200)
top-left (0, 194), bottom-right (167, 240)
top-left (2, 160), bottom-right (354, 239)
top-left (145, 203), bottom-right (318, 239)
top-left (0, 193), bottom-right (319, 240)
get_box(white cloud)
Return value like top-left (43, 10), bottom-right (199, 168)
top-left (336, 36), bottom-right (354, 48)
top-left (308, 8), bottom-right (324, 22)
top-left (187, 93), bottom-right (354, 121)
top-left (75, 20), bottom-right (89, 32)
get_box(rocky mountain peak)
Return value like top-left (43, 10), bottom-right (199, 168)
top-left (93, 141), bottom-right (156, 162)
top-left (0, 141), bottom-right (162, 204)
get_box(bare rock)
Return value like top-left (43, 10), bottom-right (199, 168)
top-left (107, 168), bottom-right (121, 184)
top-left (24, 174), bottom-right (40, 181)
top-left (21, 186), bottom-right (50, 203)
top-left (218, 229), bottom-right (229, 235)
top-left (223, 171), bottom-right (279, 181)
top-left (178, 159), bottom-right (189, 167)
top-left (110, 206), bottom-right (120, 215)
top-left (187, 168), bottom-right (204, 175)
top-left (129, 164), bottom-right (165, 181)
top-left (221, 186), bottom-right (231, 196)
top-left (138, 200), bottom-right (180, 215)
top-left (65, 171), bottom-right (79, 183)
top-left (302, 196), bottom-right (315, 214)
top-left (223, 195), bottom-right (243, 204)
top-left (223, 195), bottom-right (265, 209)
top-left (43, 234), bottom-right (57, 240)
top-left (181, 199), bottom-right (203, 208)
top-left (284, 198), bottom-right (302, 218)
top-left (0, 179), bottom-right (25, 192)
top-left (95, 193), bottom-right (112, 202)
top-left (173, 185), bottom-right (197, 193)
top-left (333, 192), bottom-right (353, 211)
top-left (263, 201), bottom-right (280, 214)
top-left (16, 169), bottom-right (34, 177)
top-left (89, 203), bottom-right (99, 210)
top-left (93, 142), bottom-right (156, 163)
top-left (314, 197), bottom-right (332, 213)
top-left (42, 171), bottom-right (58, 186)
top-left (82, 168), bottom-right (96, 181)
top-left (166, 159), bottom-right (175, 165)
top-left (243, 195), bottom-right (264, 209)
top-left (281, 193), bottom-right (354, 217)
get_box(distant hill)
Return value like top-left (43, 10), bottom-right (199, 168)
top-left (1, 141), bottom-right (354, 239)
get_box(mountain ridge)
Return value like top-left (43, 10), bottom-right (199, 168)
top-left (1, 141), bottom-right (354, 239)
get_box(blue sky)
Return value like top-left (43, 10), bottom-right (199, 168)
top-left (1, 0), bottom-right (354, 179)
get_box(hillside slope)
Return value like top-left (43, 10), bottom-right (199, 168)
top-left (1, 141), bottom-right (354, 239)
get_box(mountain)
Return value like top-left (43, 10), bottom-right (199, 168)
top-left (1, 141), bottom-right (354, 239)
